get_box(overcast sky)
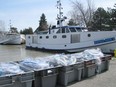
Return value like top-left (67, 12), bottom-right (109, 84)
top-left (0, 0), bottom-right (115, 31)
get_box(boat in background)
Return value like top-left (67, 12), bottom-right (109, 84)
top-left (26, 0), bottom-right (116, 53)
top-left (0, 22), bottom-right (25, 45)
top-left (0, 32), bottom-right (25, 45)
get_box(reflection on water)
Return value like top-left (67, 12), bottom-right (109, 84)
top-left (0, 45), bottom-right (54, 62)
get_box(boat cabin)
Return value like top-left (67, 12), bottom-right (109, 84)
top-left (54, 26), bottom-right (88, 34)
top-left (36, 26), bottom-right (88, 35)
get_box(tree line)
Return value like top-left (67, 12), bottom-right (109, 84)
top-left (20, 13), bottom-right (48, 34)
top-left (35, 1), bottom-right (116, 32)
top-left (20, 27), bottom-right (33, 34)
top-left (69, 0), bottom-right (116, 31)
top-left (7, 0), bottom-right (116, 34)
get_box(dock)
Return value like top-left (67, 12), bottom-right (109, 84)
top-left (68, 58), bottom-right (116, 87)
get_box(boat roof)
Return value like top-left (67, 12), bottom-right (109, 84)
top-left (59, 26), bottom-right (86, 28)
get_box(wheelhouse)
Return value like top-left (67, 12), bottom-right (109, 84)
top-left (46, 26), bottom-right (88, 34)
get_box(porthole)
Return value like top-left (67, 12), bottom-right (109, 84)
top-left (46, 36), bottom-right (49, 39)
top-left (88, 34), bottom-right (91, 37)
top-left (64, 45), bottom-right (67, 47)
top-left (62, 35), bottom-right (66, 38)
top-left (53, 35), bottom-right (57, 39)
top-left (40, 36), bottom-right (42, 39)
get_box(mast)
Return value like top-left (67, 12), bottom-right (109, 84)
top-left (57, 0), bottom-right (63, 27)
top-left (9, 20), bottom-right (12, 30)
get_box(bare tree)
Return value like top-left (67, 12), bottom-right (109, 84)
top-left (70, 0), bottom-right (95, 28)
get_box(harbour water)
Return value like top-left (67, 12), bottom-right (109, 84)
top-left (0, 45), bottom-right (54, 62)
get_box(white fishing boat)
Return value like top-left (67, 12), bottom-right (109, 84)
top-left (26, 0), bottom-right (116, 53)
top-left (0, 20), bottom-right (25, 45)
top-left (0, 32), bottom-right (25, 45)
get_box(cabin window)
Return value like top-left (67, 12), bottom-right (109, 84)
top-left (62, 27), bottom-right (65, 33)
top-left (88, 34), bottom-right (91, 37)
top-left (62, 35), bottom-right (66, 38)
top-left (40, 36), bottom-right (42, 39)
top-left (69, 27), bottom-right (76, 32)
top-left (57, 27), bottom-right (65, 33)
top-left (66, 28), bottom-right (70, 33)
top-left (56, 29), bottom-right (60, 33)
top-left (53, 35), bottom-right (57, 39)
top-left (76, 28), bottom-right (82, 32)
top-left (46, 36), bottom-right (49, 39)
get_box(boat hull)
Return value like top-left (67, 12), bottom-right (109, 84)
top-left (26, 41), bottom-right (116, 53)
top-left (26, 31), bottom-right (116, 53)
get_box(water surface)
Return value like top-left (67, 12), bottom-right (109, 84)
top-left (0, 45), bottom-right (54, 62)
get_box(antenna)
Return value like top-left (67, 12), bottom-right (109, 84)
top-left (56, 0), bottom-right (67, 27)
top-left (9, 20), bottom-right (12, 29)
top-left (56, 0), bottom-right (63, 27)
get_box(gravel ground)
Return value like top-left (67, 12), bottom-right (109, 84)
top-left (68, 58), bottom-right (116, 87)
